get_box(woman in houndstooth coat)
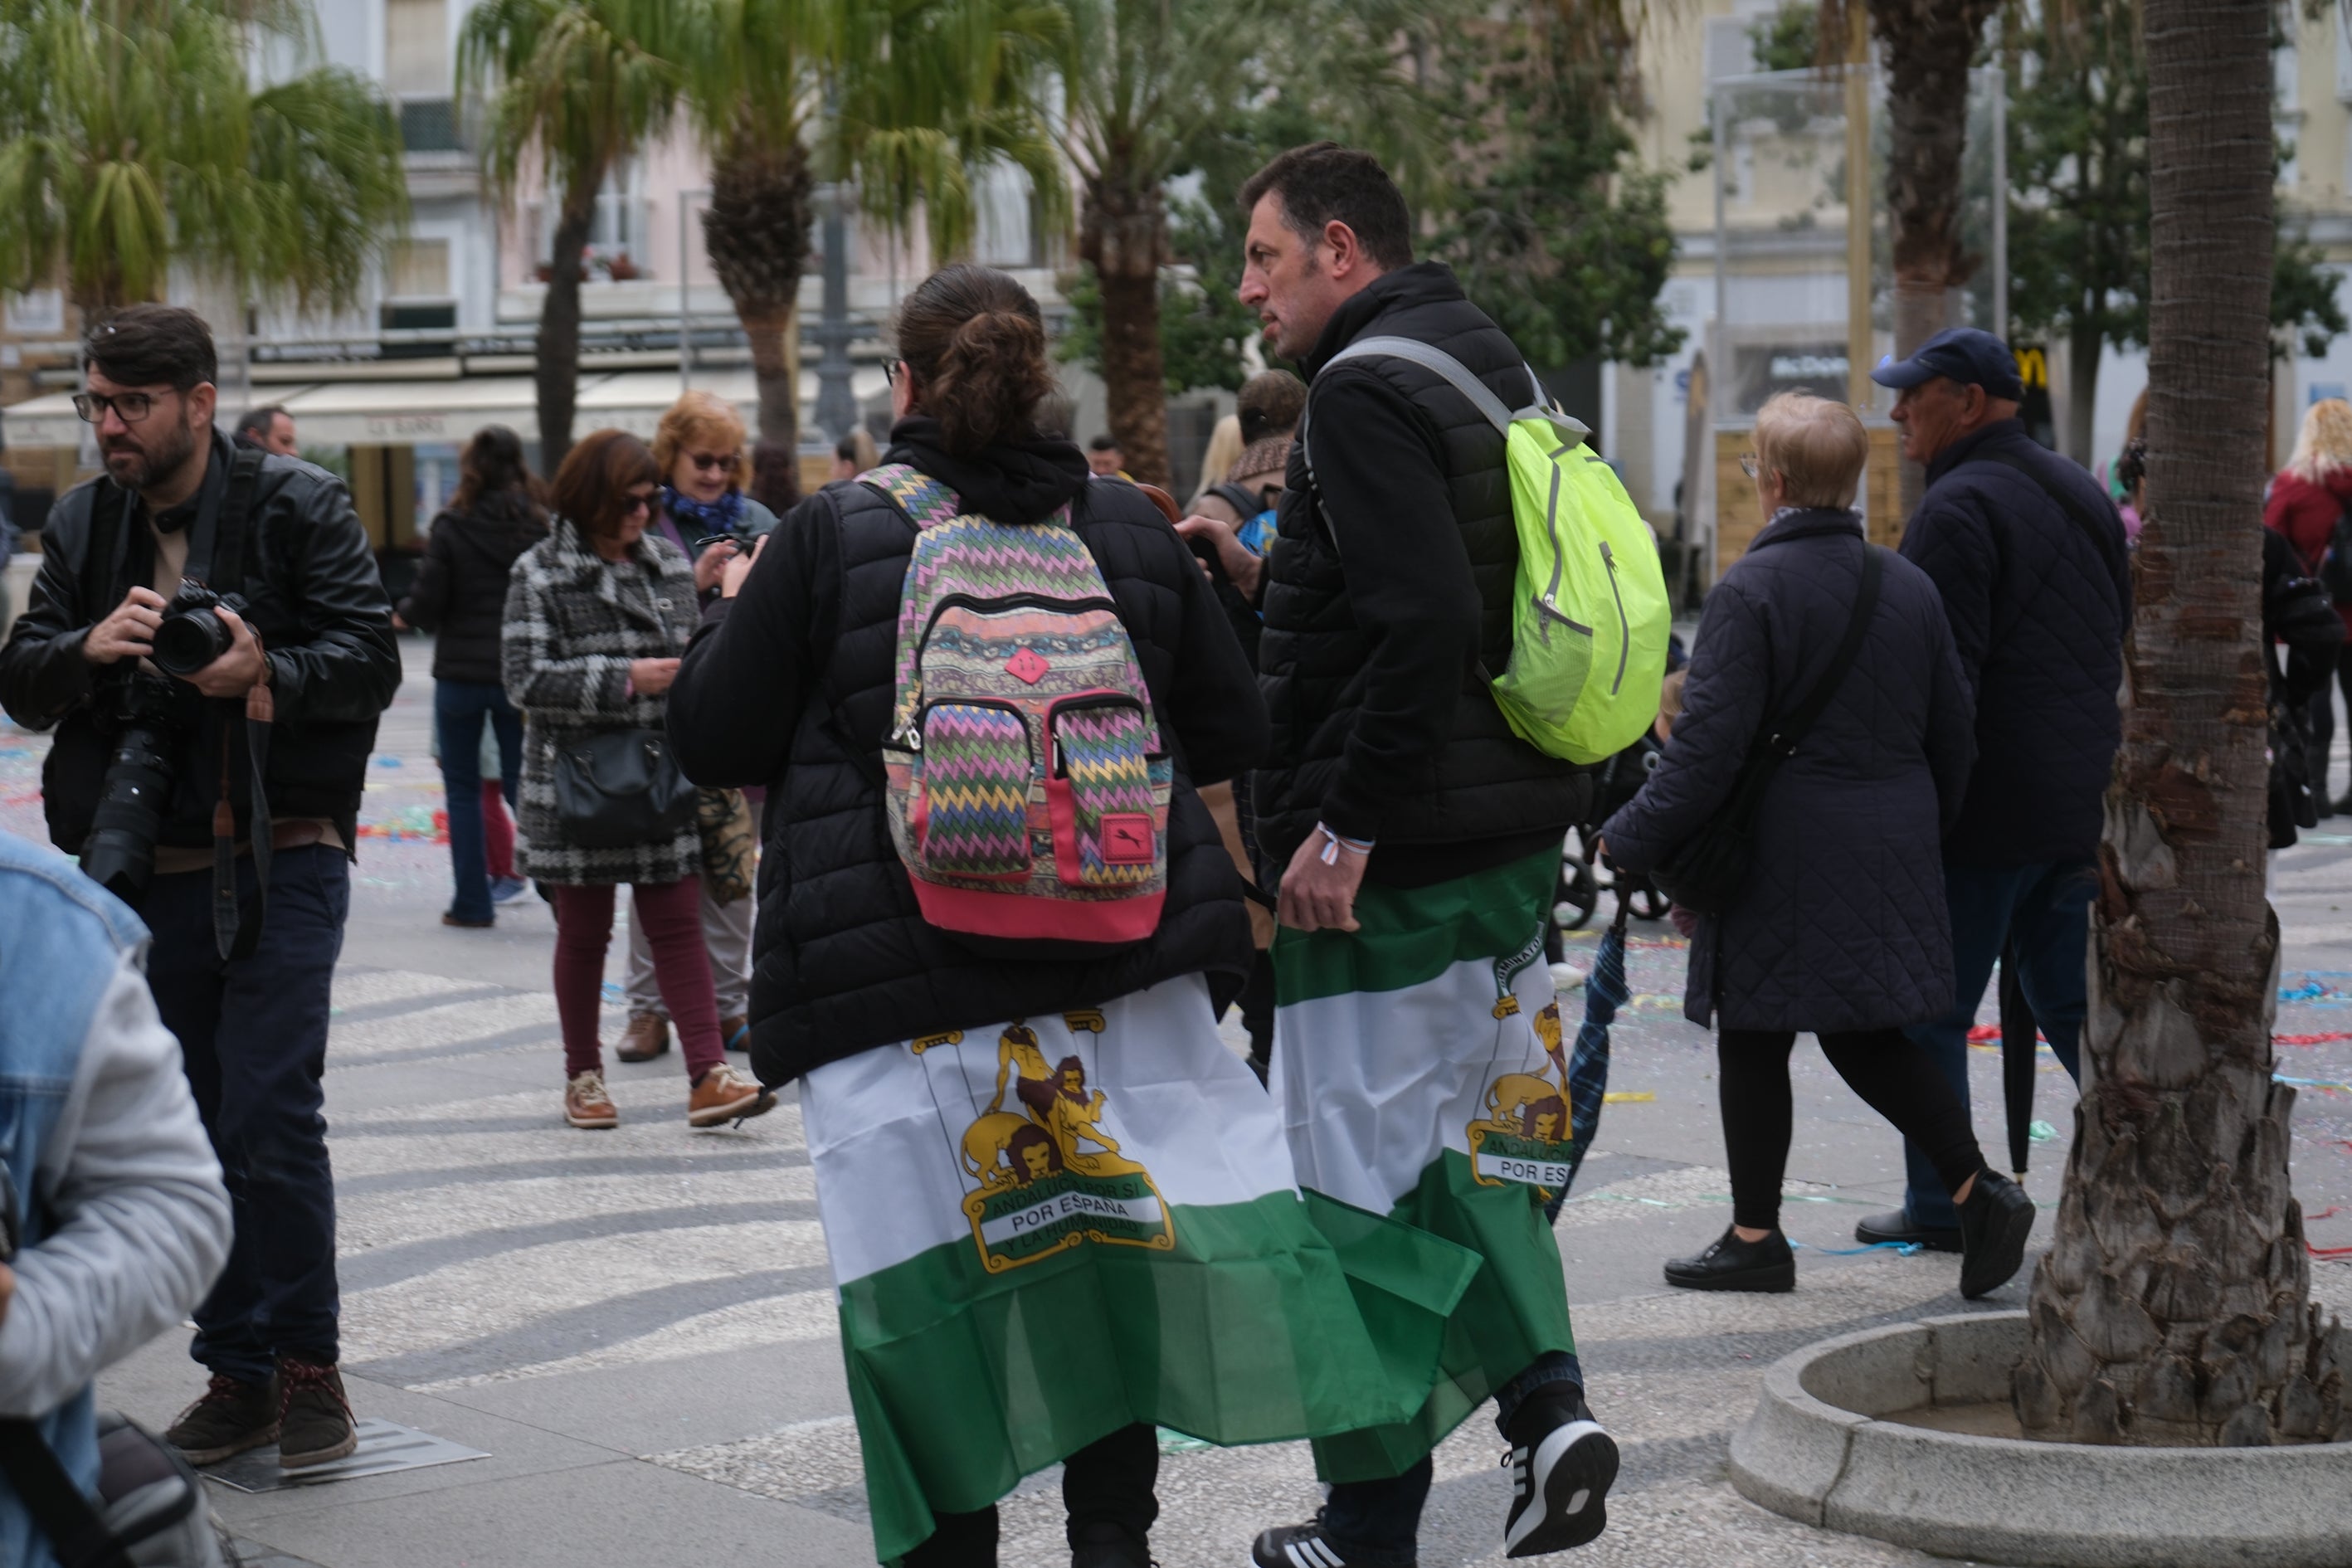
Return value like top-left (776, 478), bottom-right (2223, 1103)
top-left (502, 429), bottom-right (774, 1132)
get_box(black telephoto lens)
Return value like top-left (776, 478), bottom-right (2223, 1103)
top-left (80, 725), bottom-right (175, 898)
top-left (151, 606), bottom-right (231, 678)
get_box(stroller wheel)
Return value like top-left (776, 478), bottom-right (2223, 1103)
top-left (1554, 851), bottom-right (1598, 931)
top-left (1627, 879), bottom-right (1673, 922)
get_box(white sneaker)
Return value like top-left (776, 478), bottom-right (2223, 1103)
top-left (1550, 960), bottom-right (1588, 993)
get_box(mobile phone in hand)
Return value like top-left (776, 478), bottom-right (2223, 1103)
top-left (693, 534), bottom-right (740, 554)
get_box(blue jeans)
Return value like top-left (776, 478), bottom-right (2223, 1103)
top-left (1901, 859), bottom-right (2092, 1228)
top-left (145, 845), bottom-right (351, 1381)
top-left (436, 679), bottom-right (523, 923)
top-left (1321, 1351), bottom-right (1585, 1564)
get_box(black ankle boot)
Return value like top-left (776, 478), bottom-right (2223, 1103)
top-left (1663, 1225), bottom-right (1795, 1292)
top-left (1956, 1169), bottom-right (2036, 1298)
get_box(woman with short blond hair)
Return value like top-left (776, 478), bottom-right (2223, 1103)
top-left (1601, 391), bottom-right (2033, 1298)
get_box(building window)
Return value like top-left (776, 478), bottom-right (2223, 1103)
top-left (391, 238), bottom-right (453, 299)
top-left (387, 0), bottom-right (450, 95)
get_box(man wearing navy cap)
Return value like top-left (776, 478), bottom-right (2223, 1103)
top-left (1858, 328), bottom-right (2130, 1253)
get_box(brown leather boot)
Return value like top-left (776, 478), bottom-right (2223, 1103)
top-left (616, 1013), bottom-right (670, 1063)
top-left (688, 1063), bottom-right (775, 1127)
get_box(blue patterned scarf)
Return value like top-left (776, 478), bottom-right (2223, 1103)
top-left (660, 485), bottom-right (747, 547)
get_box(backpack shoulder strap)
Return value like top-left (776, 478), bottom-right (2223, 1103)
top-left (1766, 541), bottom-right (1882, 757)
top-left (0, 1416), bottom-right (135, 1568)
top-left (78, 480), bottom-right (129, 621)
top-left (1209, 481), bottom-right (1265, 519)
top-left (857, 463), bottom-right (962, 530)
top-left (1298, 336), bottom-right (1589, 503)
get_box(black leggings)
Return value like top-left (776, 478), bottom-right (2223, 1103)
top-left (2305, 641), bottom-right (2352, 798)
top-left (1718, 1028), bottom-right (1984, 1233)
top-left (900, 1423), bottom-right (1158, 1566)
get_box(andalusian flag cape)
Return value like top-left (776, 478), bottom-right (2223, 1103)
top-left (801, 975), bottom-right (1478, 1561)
top-left (1272, 847), bottom-right (1583, 1482)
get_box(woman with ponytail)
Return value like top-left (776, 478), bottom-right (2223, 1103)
top-left (668, 266), bottom-right (1434, 1566)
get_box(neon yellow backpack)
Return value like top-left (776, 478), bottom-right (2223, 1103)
top-left (1312, 337), bottom-right (1672, 764)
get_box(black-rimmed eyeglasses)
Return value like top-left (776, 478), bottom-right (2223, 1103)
top-left (73, 390), bottom-right (171, 424)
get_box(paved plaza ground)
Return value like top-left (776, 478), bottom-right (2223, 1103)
top-left (7, 635), bottom-right (2352, 1567)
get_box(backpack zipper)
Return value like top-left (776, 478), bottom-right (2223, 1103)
top-left (1600, 539), bottom-right (1631, 694)
top-left (1541, 450), bottom-right (1570, 610)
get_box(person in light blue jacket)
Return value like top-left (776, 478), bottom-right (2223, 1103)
top-left (0, 830), bottom-right (230, 1568)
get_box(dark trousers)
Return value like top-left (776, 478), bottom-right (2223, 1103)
top-left (2304, 641), bottom-right (2352, 801)
top-left (436, 679), bottom-right (523, 923)
top-left (899, 1423), bottom-right (1158, 1566)
top-left (1719, 1027), bottom-right (1983, 1233)
top-left (1320, 1351), bottom-right (1585, 1565)
top-left (144, 844), bottom-right (349, 1383)
top-left (1901, 859), bottom-right (2091, 1228)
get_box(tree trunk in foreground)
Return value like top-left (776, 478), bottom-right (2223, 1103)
top-left (537, 181), bottom-right (599, 479)
top-left (2015, 0), bottom-right (2350, 1448)
top-left (1081, 173), bottom-right (1170, 489)
top-left (1868, 0), bottom-right (1999, 522)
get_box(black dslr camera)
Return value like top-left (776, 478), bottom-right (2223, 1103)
top-left (151, 578), bottom-right (248, 679)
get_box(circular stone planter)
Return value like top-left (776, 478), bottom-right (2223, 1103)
top-left (1729, 1310), bottom-right (2352, 1568)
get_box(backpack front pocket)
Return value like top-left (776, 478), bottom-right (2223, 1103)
top-left (1045, 695), bottom-right (1157, 888)
top-left (911, 701), bottom-right (1036, 880)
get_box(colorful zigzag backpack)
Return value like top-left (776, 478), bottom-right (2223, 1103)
top-left (865, 465), bottom-right (1171, 947)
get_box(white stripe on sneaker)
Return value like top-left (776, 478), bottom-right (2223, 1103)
top-left (1307, 1539), bottom-right (1343, 1568)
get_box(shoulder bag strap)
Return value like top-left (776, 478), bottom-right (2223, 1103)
top-left (0, 1418), bottom-right (135, 1568)
top-left (1762, 540), bottom-right (1882, 757)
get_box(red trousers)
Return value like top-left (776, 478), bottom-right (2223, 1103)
top-left (551, 881), bottom-right (723, 1079)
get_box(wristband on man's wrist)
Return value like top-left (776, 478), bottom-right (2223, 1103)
top-left (1314, 822), bottom-right (1375, 865)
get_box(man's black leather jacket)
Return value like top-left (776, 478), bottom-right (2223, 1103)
top-left (0, 429), bottom-right (400, 858)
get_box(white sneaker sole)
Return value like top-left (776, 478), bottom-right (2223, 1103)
top-left (1505, 1419), bottom-right (1619, 1556)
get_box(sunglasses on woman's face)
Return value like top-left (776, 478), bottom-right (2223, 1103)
top-left (621, 492), bottom-right (653, 517)
top-left (688, 451), bottom-right (738, 474)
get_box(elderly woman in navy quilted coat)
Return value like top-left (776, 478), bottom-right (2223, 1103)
top-left (1600, 392), bottom-right (2034, 1300)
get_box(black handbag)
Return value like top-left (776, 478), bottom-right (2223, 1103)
top-left (554, 728), bottom-right (698, 850)
top-left (1654, 541), bottom-right (1882, 916)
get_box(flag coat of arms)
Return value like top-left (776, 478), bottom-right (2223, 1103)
top-left (1270, 848), bottom-right (1584, 1481)
top-left (801, 975), bottom-right (1479, 1560)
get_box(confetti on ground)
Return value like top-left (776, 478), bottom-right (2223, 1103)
top-left (1602, 1091), bottom-right (1655, 1103)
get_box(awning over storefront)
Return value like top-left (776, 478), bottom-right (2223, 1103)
top-left (2, 364), bottom-right (891, 450)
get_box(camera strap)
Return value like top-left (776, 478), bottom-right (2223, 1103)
top-left (204, 447), bottom-right (271, 963)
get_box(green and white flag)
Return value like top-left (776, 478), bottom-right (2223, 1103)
top-left (801, 975), bottom-right (1476, 1561)
top-left (1271, 847), bottom-right (1583, 1483)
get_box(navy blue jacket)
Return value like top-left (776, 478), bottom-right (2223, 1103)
top-left (1602, 509), bottom-right (1976, 1033)
top-left (1899, 419), bottom-right (2129, 867)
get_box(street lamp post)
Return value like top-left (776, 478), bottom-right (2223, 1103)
top-left (812, 180), bottom-right (859, 443)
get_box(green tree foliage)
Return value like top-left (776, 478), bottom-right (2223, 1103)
top-left (1431, 18), bottom-right (1684, 370)
top-left (0, 0), bottom-right (408, 319)
top-left (2004, 0), bottom-right (2345, 460)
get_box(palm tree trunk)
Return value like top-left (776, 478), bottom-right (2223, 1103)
top-left (2015, 0), bottom-right (2350, 1449)
top-left (1868, 0), bottom-right (2001, 520)
top-left (743, 306), bottom-right (800, 450)
top-left (1081, 177), bottom-right (1170, 489)
top-left (2066, 317), bottom-right (2104, 468)
top-left (538, 184), bottom-right (598, 478)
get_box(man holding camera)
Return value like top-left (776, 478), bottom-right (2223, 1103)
top-left (0, 306), bottom-right (399, 1471)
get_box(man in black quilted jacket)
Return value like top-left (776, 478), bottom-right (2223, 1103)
top-left (1859, 329), bottom-right (2130, 1251)
top-left (1181, 143), bottom-right (1615, 1568)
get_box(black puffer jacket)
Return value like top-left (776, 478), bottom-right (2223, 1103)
top-left (1900, 419), bottom-right (2129, 867)
top-left (1256, 262), bottom-right (1587, 876)
top-left (667, 419), bottom-right (1267, 1084)
top-left (0, 430), bottom-right (399, 856)
top-left (1601, 509), bottom-right (1977, 1033)
top-left (397, 494), bottom-right (549, 684)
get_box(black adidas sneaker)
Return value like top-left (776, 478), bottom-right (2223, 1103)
top-left (1502, 1394), bottom-right (1619, 1556)
top-left (1250, 1519), bottom-right (1398, 1568)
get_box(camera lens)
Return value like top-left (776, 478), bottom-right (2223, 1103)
top-left (152, 605), bottom-right (231, 678)
top-left (81, 724), bottom-right (175, 898)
